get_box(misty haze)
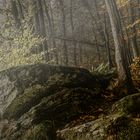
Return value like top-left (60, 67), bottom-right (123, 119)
top-left (0, 0), bottom-right (140, 140)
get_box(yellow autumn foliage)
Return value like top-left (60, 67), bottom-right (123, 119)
top-left (130, 57), bottom-right (140, 87)
top-left (0, 23), bottom-right (45, 71)
top-left (127, 19), bottom-right (140, 29)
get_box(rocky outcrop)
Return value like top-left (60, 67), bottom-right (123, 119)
top-left (0, 64), bottom-right (98, 117)
top-left (58, 93), bottom-right (140, 140)
top-left (0, 64), bottom-right (140, 140)
top-left (111, 93), bottom-right (140, 115)
top-left (0, 64), bottom-right (101, 140)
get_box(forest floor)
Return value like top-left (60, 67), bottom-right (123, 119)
top-left (0, 64), bottom-right (140, 140)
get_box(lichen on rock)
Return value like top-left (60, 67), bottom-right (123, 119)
top-left (0, 64), bottom-right (140, 140)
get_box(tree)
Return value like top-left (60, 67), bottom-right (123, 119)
top-left (128, 0), bottom-right (139, 57)
top-left (58, 0), bottom-right (68, 66)
top-left (70, 0), bottom-right (77, 66)
top-left (36, 0), bottom-right (49, 61)
top-left (0, 0), bottom-right (140, 73)
top-left (10, 0), bottom-right (20, 28)
top-left (104, 0), bottom-right (134, 88)
top-left (43, 0), bottom-right (58, 64)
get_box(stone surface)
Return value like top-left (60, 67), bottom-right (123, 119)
top-left (0, 64), bottom-right (97, 117)
top-left (1, 64), bottom-right (140, 140)
top-left (0, 64), bottom-right (101, 140)
top-left (57, 93), bottom-right (140, 140)
top-left (111, 93), bottom-right (140, 115)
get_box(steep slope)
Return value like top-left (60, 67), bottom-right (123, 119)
top-left (0, 64), bottom-right (101, 140)
top-left (0, 64), bottom-right (140, 140)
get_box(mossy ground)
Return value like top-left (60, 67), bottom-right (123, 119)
top-left (1, 64), bottom-right (140, 140)
top-left (21, 122), bottom-right (56, 140)
top-left (109, 118), bottom-right (140, 140)
top-left (4, 85), bottom-right (47, 119)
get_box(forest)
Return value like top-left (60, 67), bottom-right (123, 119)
top-left (0, 0), bottom-right (140, 140)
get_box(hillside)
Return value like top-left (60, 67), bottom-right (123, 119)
top-left (0, 64), bottom-right (139, 140)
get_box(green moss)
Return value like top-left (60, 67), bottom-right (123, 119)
top-left (107, 114), bottom-right (140, 140)
top-left (4, 85), bottom-right (47, 119)
top-left (21, 121), bottom-right (56, 140)
top-left (21, 123), bottom-right (48, 140)
top-left (47, 73), bottom-right (78, 88)
top-left (116, 120), bottom-right (140, 140)
top-left (3, 71), bottom-right (94, 120)
top-left (3, 80), bottom-right (64, 120)
top-left (111, 93), bottom-right (140, 115)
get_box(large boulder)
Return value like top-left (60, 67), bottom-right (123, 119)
top-left (111, 93), bottom-right (140, 115)
top-left (0, 64), bottom-right (101, 140)
top-left (0, 64), bottom-right (98, 117)
top-left (57, 114), bottom-right (140, 140)
top-left (1, 87), bottom-right (100, 140)
top-left (2, 64), bottom-right (139, 140)
top-left (57, 93), bottom-right (140, 140)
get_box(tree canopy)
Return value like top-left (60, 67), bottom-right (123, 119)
top-left (0, 0), bottom-right (140, 84)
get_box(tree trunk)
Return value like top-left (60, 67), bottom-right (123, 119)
top-left (17, 0), bottom-right (24, 19)
top-left (70, 0), bottom-right (77, 66)
top-left (10, 0), bottom-right (20, 28)
top-left (58, 0), bottom-right (68, 66)
top-left (129, 0), bottom-right (139, 57)
top-left (43, 0), bottom-right (58, 64)
top-left (104, 0), bottom-right (133, 88)
top-left (104, 14), bottom-right (113, 68)
top-left (36, 0), bottom-right (49, 62)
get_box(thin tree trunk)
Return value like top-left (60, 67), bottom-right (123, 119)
top-left (104, 14), bottom-right (113, 68)
top-left (32, 0), bottom-right (40, 34)
top-left (81, 0), bottom-right (101, 62)
top-left (17, 0), bottom-right (24, 19)
top-left (10, 0), bottom-right (20, 28)
top-left (70, 0), bottom-right (77, 66)
top-left (129, 0), bottom-right (139, 57)
top-left (58, 0), bottom-right (68, 66)
top-left (43, 0), bottom-right (58, 64)
top-left (36, 0), bottom-right (49, 61)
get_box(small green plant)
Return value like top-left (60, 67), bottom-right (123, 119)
top-left (22, 123), bottom-right (49, 140)
top-left (91, 63), bottom-right (116, 75)
top-left (130, 57), bottom-right (140, 87)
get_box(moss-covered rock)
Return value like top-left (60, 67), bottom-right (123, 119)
top-left (58, 114), bottom-right (140, 140)
top-left (4, 85), bottom-right (47, 119)
top-left (57, 93), bottom-right (140, 140)
top-left (111, 93), bottom-right (140, 115)
top-left (20, 122), bottom-right (56, 140)
top-left (23, 123), bottom-right (49, 140)
top-left (0, 87), bottom-right (100, 140)
top-left (113, 119), bottom-right (140, 140)
top-left (31, 88), bottom-right (99, 126)
top-left (0, 64), bottom-right (102, 140)
top-left (0, 64), bottom-right (97, 116)
top-left (2, 64), bottom-right (140, 140)
top-left (57, 114), bottom-right (124, 140)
